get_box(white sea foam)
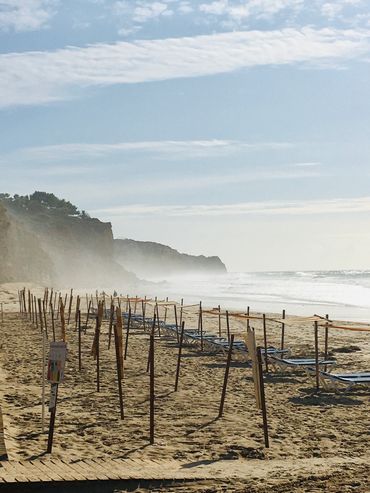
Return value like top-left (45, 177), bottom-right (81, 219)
top-left (142, 270), bottom-right (370, 322)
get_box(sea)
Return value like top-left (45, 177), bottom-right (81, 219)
top-left (143, 270), bottom-right (370, 323)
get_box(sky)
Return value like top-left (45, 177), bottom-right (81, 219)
top-left (1, 0), bottom-right (370, 272)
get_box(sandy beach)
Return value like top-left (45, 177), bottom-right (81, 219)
top-left (0, 282), bottom-right (369, 492)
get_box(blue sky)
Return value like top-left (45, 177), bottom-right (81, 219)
top-left (1, 0), bottom-right (370, 271)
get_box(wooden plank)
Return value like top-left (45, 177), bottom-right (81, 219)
top-left (0, 461), bottom-right (30, 482)
top-left (83, 459), bottom-right (120, 480)
top-left (30, 460), bottom-right (64, 481)
top-left (43, 459), bottom-right (80, 481)
top-left (17, 461), bottom-right (44, 482)
top-left (59, 460), bottom-right (94, 481)
top-left (97, 459), bottom-right (132, 480)
top-left (71, 459), bottom-right (110, 481)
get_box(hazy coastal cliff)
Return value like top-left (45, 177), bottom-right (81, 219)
top-left (114, 238), bottom-right (227, 278)
top-left (0, 193), bottom-right (135, 287)
top-left (0, 192), bottom-right (226, 286)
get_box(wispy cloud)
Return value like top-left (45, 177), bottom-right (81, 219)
top-left (199, 0), bottom-right (304, 22)
top-left (1, 27), bottom-right (370, 107)
top-left (0, 139), bottom-right (294, 162)
top-left (0, 0), bottom-right (58, 32)
top-left (91, 196), bottom-right (370, 217)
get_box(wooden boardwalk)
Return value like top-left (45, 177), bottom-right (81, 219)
top-left (0, 457), bottom-right (209, 484)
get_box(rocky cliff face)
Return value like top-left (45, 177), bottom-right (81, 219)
top-left (114, 239), bottom-right (227, 278)
top-left (0, 196), bottom-right (136, 288)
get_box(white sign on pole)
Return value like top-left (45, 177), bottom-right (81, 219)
top-left (47, 342), bottom-right (67, 384)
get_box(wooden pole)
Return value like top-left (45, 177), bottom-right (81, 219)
top-left (199, 301), bottom-right (203, 352)
top-left (324, 314), bottom-right (329, 372)
top-left (85, 300), bottom-right (91, 334)
top-left (50, 304), bottom-right (55, 342)
top-left (174, 304), bottom-right (179, 342)
top-left (34, 296), bottom-right (38, 329)
top-left (124, 307), bottom-right (131, 360)
top-left (257, 347), bottom-right (269, 448)
top-left (280, 309), bottom-right (286, 350)
top-left (314, 321), bottom-right (320, 391)
top-left (43, 300), bottom-right (48, 339)
top-left (114, 324), bottom-right (124, 419)
top-left (146, 315), bottom-right (156, 373)
top-left (46, 383), bottom-right (59, 453)
top-left (41, 329), bottom-right (46, 433)
top-left (246, 306), bottom-right (250, 329)
top-left (142, 298), bottom-right (146, 330)
top-left (262, 314), bottom-right (269, 373)
top-left (174, 322), bottom-right (185, 391)
top-left (219, 334), bottom-right (234, 418)
top-left (155, 303), bottom-right (161, 337)
top-left (108, 302), bottom-right (114, 350)
top-left (75, 295), bottom-right (80, 329)
top-left (96, 316), bottom-right (100, 392)
top-left (149, 331), bottom-right (155, 445)
top-left (218, 305), bottom-right (221, 337)
top-left (226, 310), bottom-right (230, 343)
top-left (78, 310), bottom-right (82, 371)
top-left (67, 290), bottom-right (73, 325)
top-left (38, 298), bottom-right (44, 332)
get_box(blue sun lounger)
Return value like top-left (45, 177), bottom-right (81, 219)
top-left (318, 371), bottom-right (370, 391)
top-left (268, 355), bottom-right (336, 372)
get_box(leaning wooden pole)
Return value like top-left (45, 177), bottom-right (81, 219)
top-left (149, 331), bottom-right (155, 445)
top-left (219, 334), bottom-right (234, 418)
top-left (174, 322), bottom-right (185, 392)
top-left (314, 321), bottom-right (320, 391)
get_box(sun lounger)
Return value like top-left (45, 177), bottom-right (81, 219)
top-left (318, 371), bottom-right (370, 391)
top-left (268, 355), bottom-right (336, 373)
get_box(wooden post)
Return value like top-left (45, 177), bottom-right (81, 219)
top-left (155, 303), bottom-right (161, 336)
top-left (38, 298), bottom-right (44, 332)
top-left (199, 301), bottom-right (203, 352)
top-left (67, 290), bottom-right (73, 325)
top-left (134, 296), bottom-right (138, 314)
top-left (146, 315), bottom-right (156, 373)
top-left (174, 304), bottom-right (179, 342)
top-left (60, 300), bottom-right (66, 342)
top-left (1, 302), bottom-right (3, 324)
top-left (324, 314), bottom-right (329, 372)
top-left (280, 309), bottom-right (286, 350)
top-left (179, 299), bottom-right (183, 339)
top-left (114, 324), bottom-right (124, 419)
top-left (50, 304), bottom-right (56, 342)
top-left (262, 314), bottom-right (269, 373)
top-left (219, 334), bottom-right (234, 418)
top-left (257, 347), bottom-right (269, 448)
top-left (124, 307), bottom-right (131, 360)
top-left (226, 310), bottom-right (230, 343)
top-left (314, 321), bottom-right (320, 391)
top-left (34, 296), bottom-right (38, 329)
top-left (85, 300), bottom-right (91, 334)
top-left (75, 295), bottom-right (80, 329)
top-left (42, 300), bottom-right (48, 339)
top-left (218, 305), bottom-right (221, 337)
top-left (96, 316), bottom-right (100, 392)
top-left (142, 298), bottom-right (146, 330)
top-left (41, 329), bottom-right (46, 433)
top-left (78, 310), bottom-right (82, 371)
top-left (108, 302), bottom-right (114, 350)
top-left (174, 322), bottom-right (185, 391)
top-left (246, 306), bottom-right (250, 329)
top-left (149, 331), bottom-right (155, 445)
top-left (46, 383), bottom-right (59, 453)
